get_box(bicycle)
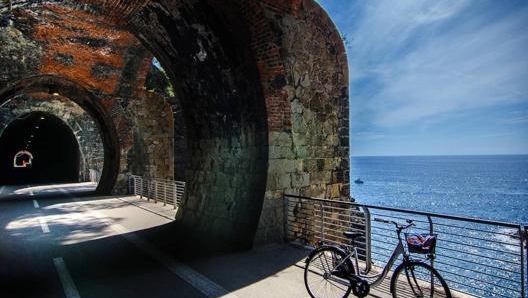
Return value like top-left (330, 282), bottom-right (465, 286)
top-left (304, 217), bottom-right (452, 298)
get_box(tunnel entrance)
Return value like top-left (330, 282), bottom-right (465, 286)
top-left (0, 111), bottom-right (81, 185)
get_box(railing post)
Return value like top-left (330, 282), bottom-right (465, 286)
top-left (320, 201), bottom-right (325, 243)
top-left (148, 179), bottom-right (151, 201)
top-left (134, 176), bottom-right (138, 196)
top-left (163, 180), bottom-right (167, 206)
top-left (427, 215), bottom-right (435, 267)
top-left (521, 225), bottom-right (527, 298)
top-left (157, 179), bottom-right (159, 203)
top-left (362, 206), bottom-right (372, 273)
top-left (283, 194), bottom-right (288, 242)
top-left (132, 176), bottom-right (136, 195)
top-left (173, 182), bottom-right (177, 208)
top-left (139, 177), bottom-right (143, 198)
top-left (427, 215), bottom-right (436, 287)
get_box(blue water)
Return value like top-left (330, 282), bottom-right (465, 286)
top-left (351, 155), bottom-right (528, 225)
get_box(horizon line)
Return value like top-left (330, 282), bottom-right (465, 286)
top-left (351, 153), bottom-right (528, 158)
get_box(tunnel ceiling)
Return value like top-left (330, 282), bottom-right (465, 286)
top-left (0, 0), bottom-right (350, 250)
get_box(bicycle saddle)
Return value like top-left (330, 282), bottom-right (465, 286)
top-left (343, 231), bottom-right (363, 239)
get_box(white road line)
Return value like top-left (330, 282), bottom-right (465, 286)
top-left (120, 229), bottom-right (239, 298)
top-left (86, 208), bottom-right (239, 298)
top-left (39, 217), bottom-right (50, 233)
top-left (53, 257), bottom-right (81, 298)
top-left (33, 199), bottom-right (40, 208)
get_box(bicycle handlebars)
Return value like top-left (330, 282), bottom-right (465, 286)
top-left (374, 217), bottom-right (415, 230)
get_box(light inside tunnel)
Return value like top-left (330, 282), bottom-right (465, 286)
top-left (13, 150), bottom-right (34, 168)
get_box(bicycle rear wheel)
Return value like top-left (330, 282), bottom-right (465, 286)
top-left (391, 261), bottom-right (451, 298)
top-left (304, 246), bottom-right (353, 298)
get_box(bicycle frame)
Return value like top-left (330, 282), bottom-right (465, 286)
top-left (316, 219), bottom-right (417, 289)
top-left (347, 238), bottom-right (405, 288)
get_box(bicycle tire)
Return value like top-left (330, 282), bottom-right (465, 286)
top-left (390, 261), bottom-right (451, 298)
top-left (304, 246), bottom-right (354, 298)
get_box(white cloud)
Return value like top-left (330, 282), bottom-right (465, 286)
top-left (341, 0), bottom-right (528, 128)
top-left (346, 0), bottom-right (471, 79)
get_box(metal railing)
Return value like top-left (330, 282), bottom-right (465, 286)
top-left (88, 169), bottom-right (101, 183)
top-left (129, 175), bottom-right (186, 208)
top-left (284, 194), bottom-right (527, 298)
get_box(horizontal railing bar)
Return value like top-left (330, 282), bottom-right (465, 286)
top-left (371, 226), bottom-right (396, 233)
top-left (444, 273), bottom-right (519, 294)
top-left (437, 255), bottom-right (521, 272)
top-left (371, 231), bottom-right (521, 267)
top-left (437, 247), bottom-right (521, 267)
top-left (285, 194), bottom-right (523, 228)
top-left (434, 227), bottom-right (521, 245)
top-left (369, 212), bottom-right (418, 222)
top-left (446, 278), bottom-right (514, 298)
top-left (369, 246), bottom-right (394, 257)
top-left (438, 259), bottom-right (521, 281)
top-left (311, 215), bottom-right (358, 225)
top-left (439, 237), bottom-right (519, 256)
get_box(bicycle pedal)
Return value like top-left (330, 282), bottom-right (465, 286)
top-left (351, 278), bottom-right (370, 298)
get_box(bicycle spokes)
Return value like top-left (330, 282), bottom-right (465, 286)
top-left (393, 263), bottom-right (450, 298)
top-left (304, 248), bottom-right (352, 298)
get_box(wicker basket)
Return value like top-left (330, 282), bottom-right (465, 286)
top-left (405, 233), bottom-right (437, 254)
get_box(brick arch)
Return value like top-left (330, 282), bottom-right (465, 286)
top-left (126, 1), bottom-right (271, 250)
top-left (0, 0), bottom-right (349, 250)
top-left (0, 75), bottom-right (120, 195)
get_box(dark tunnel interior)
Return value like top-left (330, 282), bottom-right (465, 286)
top-left (0, 111), bottom-right (80, 185)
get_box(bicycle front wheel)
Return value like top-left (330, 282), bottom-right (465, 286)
top-left (391, 261), bottom-right (451, 298)
top-left (304, 246), bottom-right (353, 298)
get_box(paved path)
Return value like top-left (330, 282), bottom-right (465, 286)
top-left (0, 184), bottom-right (400, 298)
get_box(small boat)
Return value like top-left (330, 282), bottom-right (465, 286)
top-left (354, 178), bottom-right (364, 184)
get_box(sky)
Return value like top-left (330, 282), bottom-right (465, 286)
top-left (316, 0), bottom-right (528, 156)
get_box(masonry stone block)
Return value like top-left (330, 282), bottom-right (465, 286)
top-left (277, 173), bottom-right (292, 189)
top-left (291, 172), bottom-right (310, 188)
top-left (269, 131), bottom-right (293, 147)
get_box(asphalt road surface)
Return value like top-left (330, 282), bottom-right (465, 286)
top-left (0, 184), bottom-right (228, 298)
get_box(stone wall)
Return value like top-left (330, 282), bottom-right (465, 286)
top-left (251, 0), bottom-right (349, 245)
top-left (125, 91), bottom-right (174, 181)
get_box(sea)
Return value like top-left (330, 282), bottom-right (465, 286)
top-left (350, 155), bottom-right (528, 297)
top-left (350, 154), bottom-right (528, 225)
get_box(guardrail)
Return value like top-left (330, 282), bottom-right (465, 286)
top-left (128, 175), bottom-right (185, 208)
top-left (284, 194), bottom-right (527, 298)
